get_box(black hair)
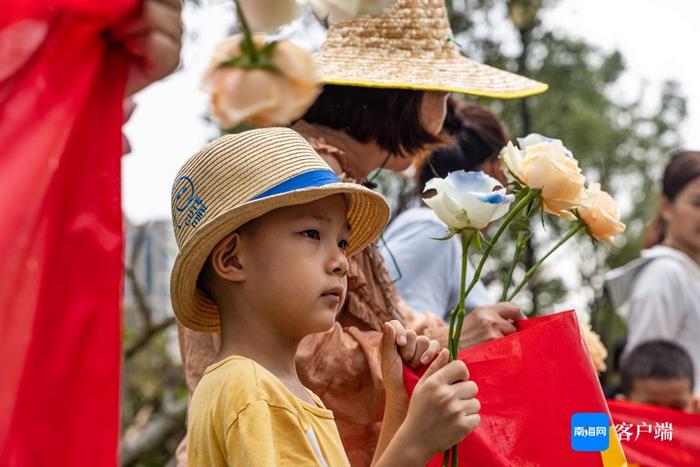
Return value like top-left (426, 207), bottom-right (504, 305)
top-left (417, 97), bottom-right (509, 192)
top-left (620, 340), bottom-right (695, 395)
top-left (301, 84), bottom-right (442, 157)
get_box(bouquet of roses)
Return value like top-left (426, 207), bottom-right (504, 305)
top-left (423, 134), bottom-right (625, 466)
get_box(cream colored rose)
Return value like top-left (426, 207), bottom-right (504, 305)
top-left (309, 0), bottom-right (395, 22)
top-left (238, 0), bottom-right (304, 32)
top-left (201, 35), bottom-right (320, 128)
top-left (577, 183), bottom-right (626, 244)
top-left (500, 135), bottom-right (587, 219)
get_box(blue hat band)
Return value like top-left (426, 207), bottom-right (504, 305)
top-left (252, 169), bottom-right (341, 201)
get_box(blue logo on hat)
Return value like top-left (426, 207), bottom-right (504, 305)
top-left (571, 413), bottom-right (609, 452)
top-left (174, 176), bottom-right (208, 230)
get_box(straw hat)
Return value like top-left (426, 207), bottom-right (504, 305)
top-left (315, 0), bottom-right (547, 98)
top-left (170, 127), bottom-right (390, 332)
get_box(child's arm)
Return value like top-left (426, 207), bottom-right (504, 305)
top-left (371, 322), bottom-right (480, 466)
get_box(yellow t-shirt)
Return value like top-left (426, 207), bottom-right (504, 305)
top-left (187, 355), bottom-right (350, 466)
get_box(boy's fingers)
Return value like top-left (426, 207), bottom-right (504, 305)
top-left (452, 380), bottom-right (479, 400)
top-left (388, 319), bottom-right (407, 346)
top-left (419, 348), bottom-right (449, 382)
top-left (408, 336), bottom-right (429, 367)
top-left (399, 329), bottom-right (418, 362)
top-left (380, 322), bottom-right (397, 358)
top-left (435, 360), bottom-right (470, 385)
top-left (419, 340), bottom-right (441, 365)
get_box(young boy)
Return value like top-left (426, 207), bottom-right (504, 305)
top-left (170, 128), bottom-right (481, 466)
top-left (617, 340), bottom-right (697, 413)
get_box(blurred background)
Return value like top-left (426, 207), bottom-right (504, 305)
top-left (119, 1), bottom-right (697, 464)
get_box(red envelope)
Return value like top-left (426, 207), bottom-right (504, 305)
top-left (404, 310), bottom-right (627, 466)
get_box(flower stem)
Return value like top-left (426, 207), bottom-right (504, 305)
top-left (233, 0), bottom-right (259, 62)
top-left (452, 189), bottom-right (536, 344)
top-left (507, 221), bottom-right (586, 301)
top-left (500, 230), bottom-right (527, 301)
top-left (448, 230), bottom-right (474, 358)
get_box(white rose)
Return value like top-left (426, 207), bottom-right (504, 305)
top-left (201, 35), bottom-right (320, 128)
top-left (423, 171), bottom-right (515, 231)
top-left (309, 0), bottom-right (395, 22)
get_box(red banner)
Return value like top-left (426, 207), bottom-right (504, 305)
top-left (0, 1), bottom-right (136, 465)
top-left (608, 399), bottom-right (700, 467)
top-left (404, 311), bottom-right (627, 466)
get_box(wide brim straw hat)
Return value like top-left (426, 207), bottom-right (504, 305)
top-left (170, 127), bottom-right (390, 332)
top-left (315, 0), bottom-right (548, 98)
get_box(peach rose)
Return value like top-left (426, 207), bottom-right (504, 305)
top-left (201, 34), bottom-right (320, 128)
top-left (577, 183), bottom-right (626, 244)
top-left (238, 0), bottom-right (304, 33)
top-left (500, 134), bottom-right (587, 219)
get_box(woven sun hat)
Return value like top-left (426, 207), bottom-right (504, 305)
top-left (170, 127), bottom-right (390, 332)
top-left (314, 0), bottom-right (547, 98)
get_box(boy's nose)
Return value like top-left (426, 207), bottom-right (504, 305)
top-left (329, 249), bottom-right (349, 277)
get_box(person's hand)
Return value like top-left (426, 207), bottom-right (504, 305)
top-left (379, 320), bottom-right (441, 401)
top-left (458, 302), bottom-right (525, 349)
top-left (108, 0), bottom-right (183, 96)
top-left (396, 349), bottom-right (480, 460)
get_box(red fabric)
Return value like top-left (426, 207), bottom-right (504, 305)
top-left (404, 311), bottom-right (623, 466)
top-left (608, 400), bottom-right (700, 467)
top-left (0, 1), bottom-right (136, 465)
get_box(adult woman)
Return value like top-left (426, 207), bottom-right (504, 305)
top-left (607, 151), bottom-right (700, 394)
top-left (381, 98), bottom-right (510, 320)
top-left (177, 1), bottom-right (546, 465)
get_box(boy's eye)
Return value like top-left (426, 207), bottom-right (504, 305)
top-left (338, 239), bottom-right (349, 251)
top-left (301, 230), bottom-right (320, 240)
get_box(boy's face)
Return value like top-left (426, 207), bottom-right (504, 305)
top-left (624, 377), bottom-right (694, 412)
top-left (237, 194), bottom-right (350, 340)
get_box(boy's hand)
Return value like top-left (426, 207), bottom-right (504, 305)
top-left (399, 349), bottom-right (481, 459)
top-left (380, 320), bottom-right (441, 400)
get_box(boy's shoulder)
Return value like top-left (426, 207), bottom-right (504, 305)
top-left (194, 356), bottom-right (305, 414)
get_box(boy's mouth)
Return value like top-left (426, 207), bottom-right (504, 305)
top-left (321, 285), bottom-right (344, 300)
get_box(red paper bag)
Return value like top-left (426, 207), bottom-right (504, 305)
top-left (404, 310), bottom-right (627, 466)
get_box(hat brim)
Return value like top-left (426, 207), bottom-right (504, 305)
top-left (170, 182), bottom-right (390, 332)
top-left (314, 52), bottom-right (548, 98)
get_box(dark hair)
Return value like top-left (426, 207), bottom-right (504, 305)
top-left (417, 97), bottom-right (510, 192)
top-left (620, 340), bottom-right (695, 395)
top-left (643, 150), bottom-right (700, 248)
top-left (301, 85), bottom-right (442, 157)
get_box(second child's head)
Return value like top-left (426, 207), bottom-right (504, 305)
top-left (169, 128), bottom-right (390, 340)
top-left (618, 340), bottom-right (695, 412)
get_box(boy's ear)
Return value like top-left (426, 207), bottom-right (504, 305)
top-left (614, 393), bottom-right (627, 401)
top-left (211, 232), bottom-right (246, 282)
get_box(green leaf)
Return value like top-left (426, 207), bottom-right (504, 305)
top-left (430, 232), bottom-right (456, 241)
top-left (472, 231), bottom-right (483, 251)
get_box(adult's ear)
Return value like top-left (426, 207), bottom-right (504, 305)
top-left (658, 195), bottom-right (672, 223)
top-left (211, 231), bottom-right (246, 282)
